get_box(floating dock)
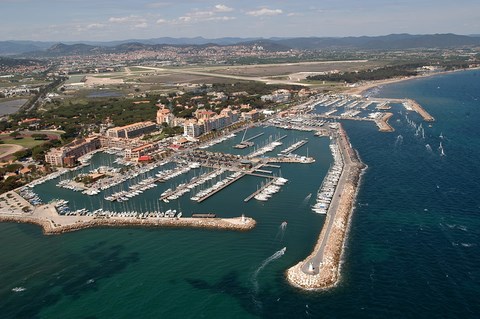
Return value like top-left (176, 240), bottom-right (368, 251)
top-left (196, 172), bottom-right (245, 203)
top-left (280, 140), bottom-right (308, 155)
top-left (243, 178), bottom-right (277, 202)
top-left (243, 132), bottom-right (264, 142)
top-left (234, 132), bottom-right (265, 148)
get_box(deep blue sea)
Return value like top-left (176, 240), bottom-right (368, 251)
top-left (1, 70), bottom-right (480, 318)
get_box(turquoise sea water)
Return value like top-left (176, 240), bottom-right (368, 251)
top-left (1, 70), bottom-right (480, 318)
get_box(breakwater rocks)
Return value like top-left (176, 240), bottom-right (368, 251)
top-left (0, 215), bottom-right (256, 235)
top-left (376, 112), bottom-right (395, 132)
top-left (286, 125), bottom-right (365, 290)
top-left (286, 168), bottom-right (363, 290)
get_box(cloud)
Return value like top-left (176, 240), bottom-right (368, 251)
top-left (108, 15), bottom-right (148, 29)
top-left (109, 16), bottom-right (138, 23)
top-left (156, 18), bottom-right (167, 24)
top-left (246, 8), bottom-right (283, 17)
top-left (134, 22), bottom-right (148, 29)
top-left (86, 23), bottom-right (106, 30)
top-left (174, 5), bottom-right (235, 24)
top-left (214, 4), bottom-right (233, 12)
top-left (75, 23), bottom-right (106, 32)
top-left (146, 1), bottom-right (171, 8)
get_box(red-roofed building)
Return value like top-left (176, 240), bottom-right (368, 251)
top-left (138, 155), bottom-right (153, 162)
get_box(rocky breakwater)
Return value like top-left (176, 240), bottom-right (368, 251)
top-left (376, 112), bottom-right (395, 132)
top-left (286, 124), bottom-right (365, 290)
top-left (0, 214), bottom-right (256, 235)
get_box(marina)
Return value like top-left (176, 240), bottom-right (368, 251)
top-left (1, 121), bottom-right (330, 236)
top-left (1, 65), bottom-right (478, 318)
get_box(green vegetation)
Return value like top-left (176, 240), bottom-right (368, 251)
top-left (307, 64), bottom-right (420, 83)
top-left (36, 97), bottom-right (158, 134)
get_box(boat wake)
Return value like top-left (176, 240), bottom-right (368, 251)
top-left (12, 287), bottom-right (26, 293)
top-left (251, 247), bottom-right (286, 307)
top-left (274, 222), bottom-right (288, 242)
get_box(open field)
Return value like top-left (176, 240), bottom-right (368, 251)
top-left (0, 130), bottom-right (62, 149)
top-left (65, 74), bottom-right (86, 84)
top-left (0, 136), bottom-right (46, 148)
top-left (129, 60), bottom-right (386, 88)
top-left (207, 60), bottom-right (379, 77)
top-left (0, 144), bottom-right (26, 161)
top-left (58, 60), bottom-right (390, 98)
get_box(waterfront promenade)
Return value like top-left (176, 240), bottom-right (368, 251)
top-left (286, 124), bottom-right (365, 290)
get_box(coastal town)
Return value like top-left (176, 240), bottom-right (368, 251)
top-left (0, 71), bottom-right (437, 290)
top-left (3, 0), bottom-right (480, 316)
top-left (0, 35), bottom-right (475, 293)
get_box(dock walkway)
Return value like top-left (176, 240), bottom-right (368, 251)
top-left (196, 172), bottom-right (246, 203)
top-left (244, 178), bottom-right (277, 202)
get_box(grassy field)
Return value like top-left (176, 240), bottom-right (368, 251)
top-left (65, 74), bottom-right (86, 84)
top-left (128, 67), bottom-right (150, 72)
top-left (0, 130), bottom-right (62, 149)
top-left (0, 136), bottom-right (46, 148)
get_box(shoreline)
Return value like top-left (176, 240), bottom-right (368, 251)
top-left (346, 67), bottom-right (480, 96)
top-left (286, 124), bottom-right (365, 290)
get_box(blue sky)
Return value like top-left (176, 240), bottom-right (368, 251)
top-left (1, 0), bottom-right (479, 41)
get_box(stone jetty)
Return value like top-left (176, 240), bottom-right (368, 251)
top-left (0, 191), bottom-right (256, 235)
top-left (0, 214), bottom-right (255, 235)
top-left (286, 124), bottom-right (365, 290)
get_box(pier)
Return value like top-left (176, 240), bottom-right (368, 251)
top-left (281, 139), bottom-right (308, 155)
top-left (243, 178), bottom-right (277, 202)
top-left (247, 135), bottom-right (287, 158)
top-left (254, 169), bottom-right (272, 174)
top-left (243, 132), bottom-right (264, 143)
top-left (158, 169), bottom-right (221, 201)
top-left (234, 132), bottom-right (264, 148)
top-left (196, 172), bottom-right (246, 203)
top-left (286, 124), bottom-right (365, 290)
top-left (375, 112), bottom-right (395, 132)
top-left (263, 164), bottom-right (281, 168)
top-left (370, 97), bottom-right (435, 122)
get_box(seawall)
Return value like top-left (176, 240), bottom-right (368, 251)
top-left (0, 214), bottom-right (256, 235)
top-left (286, 124), bottom-right (365, 290)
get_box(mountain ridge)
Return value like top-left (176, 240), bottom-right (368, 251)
top-left (1, 34), bottom-right (479, 56)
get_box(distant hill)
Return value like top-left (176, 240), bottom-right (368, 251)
top-left (267, 34), bottom-right (480, 50)
top-left (2, 34), bottom-right (480, 56)
top-left (0, 41), bottom-right (53, 56)
top-left (45, 43), bottom-right (104, 56)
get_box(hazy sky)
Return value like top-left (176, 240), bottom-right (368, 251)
top-left (1, 0), bottom-right (479, 41)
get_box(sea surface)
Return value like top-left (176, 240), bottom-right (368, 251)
top-left (1, 70), bottom-right (480, 318)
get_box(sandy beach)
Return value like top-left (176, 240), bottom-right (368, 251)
top-left (346, 67), bottom-right (480, 96)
